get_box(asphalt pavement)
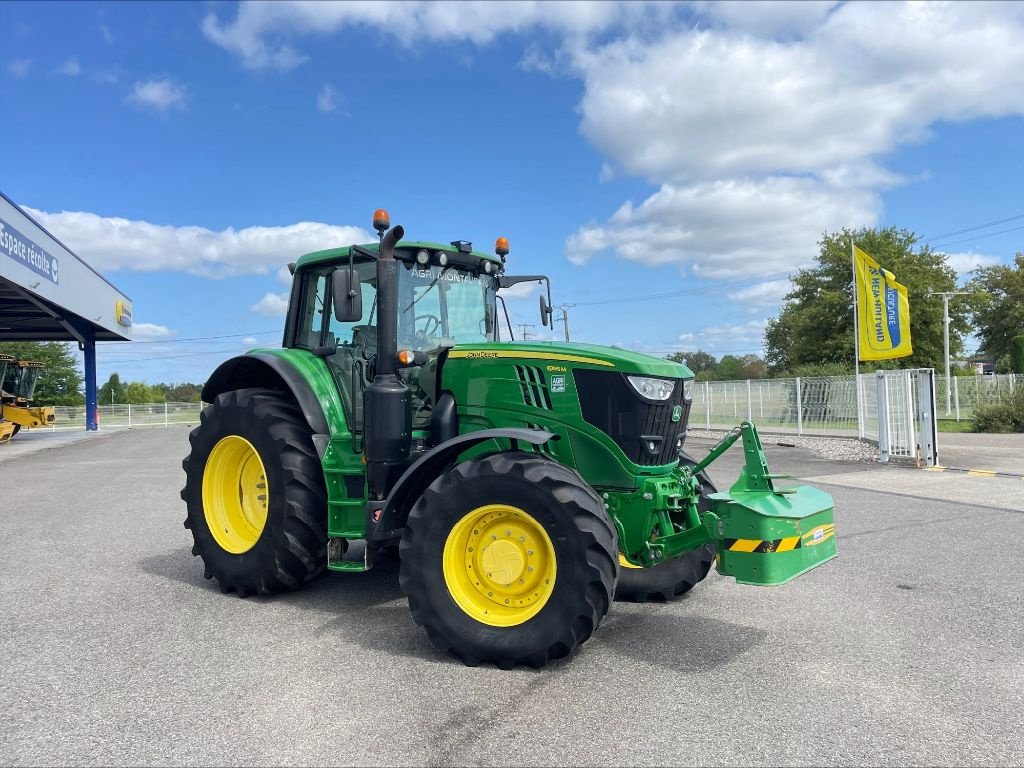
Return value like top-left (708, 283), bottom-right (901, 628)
top-left (1, 427), bottom-right (1021, 766)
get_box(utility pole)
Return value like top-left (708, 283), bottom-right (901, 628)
top-left (928, 290), bottom-right (972, 415)
top-left (518, 323), bottom-right (535, 341)
top-left (556, 304), bottom-right (575, 342)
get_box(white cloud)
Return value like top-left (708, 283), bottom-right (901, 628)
top-left (201, 0), bottom-right (668, 70)
top-left (276, 265), bottom-right (294, 286)
top-left (677, 318), bottom-right (768, 354)
top-left (132, 323), bottom-right (174, 339)
top-left (564, 2), bottom-right (1024, 275)
top-left (7, 58), bottom-right (31, 78)
top-left (242, 336), bottom-right (259, 345)
top-left (575, 4), bottom-right (1024, 185)
top-left (251, 292), bottom-right (290, 317)
top-left (566, 177), bottom-right (878, 277)
top-left (127, 78), bottom-right (188, 111)
top-left (317, 83), bottom-right (339, 113)
top-left (23, 206), bottom-right (372, 278)
top-left (943, 251), bottom-right (1002, 280)
top-left (727, 279), bottom-right (793, 307)
top-left (56, 57), bottom-right (81, 77)
top-left (694, 1), bottom-right (840, 37)
top-left (100, 25), bottom-right (114, 45)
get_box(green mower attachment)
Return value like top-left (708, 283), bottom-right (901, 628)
top-left (697, 422), bottom-right (836, 586)
top-left (632, 421), bottom-right (837, 587)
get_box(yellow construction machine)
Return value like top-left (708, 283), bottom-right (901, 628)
top-left (0, 355), bottom-right (16, 443)
top-left (1, 359), bottom-right (55, 437)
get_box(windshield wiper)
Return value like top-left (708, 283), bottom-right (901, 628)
top-left (403, 265), bottom-right (453, 314)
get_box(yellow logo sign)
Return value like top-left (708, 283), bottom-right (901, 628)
top-left (801, 524), bottom-right (835, 547)
top-left (116, 300), bottom-right (132, 328)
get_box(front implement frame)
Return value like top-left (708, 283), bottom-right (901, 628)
top-left (617, 421), bottom-right (837, 585)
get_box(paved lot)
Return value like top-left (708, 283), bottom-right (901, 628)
top-left (1, 427), bottom-right (1022, 766)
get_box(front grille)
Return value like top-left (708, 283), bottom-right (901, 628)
top-left (573, 370), bottom-right (690, 466)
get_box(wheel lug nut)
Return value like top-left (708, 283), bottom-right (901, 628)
top-left (520, 536), bottom-right (525, 542)
top-left (527, 566), bottom-right (534, 572)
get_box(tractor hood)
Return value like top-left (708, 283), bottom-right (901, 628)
top-left (446, 342), bottom-right (694, 379)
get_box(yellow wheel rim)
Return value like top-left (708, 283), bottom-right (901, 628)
top-left (442, 504), bottom-right (557, 627)
top-left (202, 435), bottom-right (269, 554)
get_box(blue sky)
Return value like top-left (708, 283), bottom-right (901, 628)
top-left (1, 0), bottom-right (1022, 386)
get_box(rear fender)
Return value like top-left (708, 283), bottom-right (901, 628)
top-left (202, 353), bottom-right (333, 456)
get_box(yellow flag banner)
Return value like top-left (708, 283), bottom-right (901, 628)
top-left (855, 245), bottom-right (912, 361)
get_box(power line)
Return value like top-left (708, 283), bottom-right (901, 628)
top-left (925, 224), bottom-right (1024, 250)
top-left (923, 213), bottom-right (1024, 244)
top-left (570, 271), bottom-right (793, 308)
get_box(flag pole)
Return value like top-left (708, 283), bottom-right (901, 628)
top-left (851, 236), bottom-right (865, 439)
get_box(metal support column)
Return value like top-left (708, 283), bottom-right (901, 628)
top-left (83, 334), bottom-right (98, 431)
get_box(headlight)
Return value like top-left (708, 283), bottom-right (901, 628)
top-left (683, 379), bottom-right (694, 401)
top-left (626, 375), bottom-right (676, 401)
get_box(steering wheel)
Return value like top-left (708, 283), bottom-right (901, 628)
top-left (414, 314), bottom-right (442, 337)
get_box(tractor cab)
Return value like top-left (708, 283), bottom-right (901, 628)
top-left (291, 238), bottom-right (502, 436)
top-left (2, 360), bottom-right (44, 406)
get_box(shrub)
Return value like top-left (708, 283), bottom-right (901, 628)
top-left (973, 386), bottom-right (1024, 433)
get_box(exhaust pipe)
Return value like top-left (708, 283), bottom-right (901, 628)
top-left (375, 225), bottom-right (404, 377)
top-left (365, 224), bottom-right (410, 499)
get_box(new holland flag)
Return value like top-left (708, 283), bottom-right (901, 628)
top-left (855, 245), bottom-right (912, 361)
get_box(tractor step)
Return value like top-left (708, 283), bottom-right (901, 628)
top-left (709, 485), bottom-right (836, 586)
top-left (327, 537), bottom-right (374, 572)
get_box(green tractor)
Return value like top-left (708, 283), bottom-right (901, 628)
top-left (182, 210), bottom-right (837, 668)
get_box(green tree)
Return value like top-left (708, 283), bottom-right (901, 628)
top-left (764, 227), bottom-right (965, 373)
top-left (0, 341), bottom-right (83, 405)
top-left (98, 373), bottom-right (126, 405)
top-left (968, 253), bottom-right (1024, 365)
top-left (1012, 336), bottom-right (1024, 374)
top-left (157, 382), bottom-right (204, 402)
top-left (665, 349), bottom-right (717, 375)
top-left (123, 381), bottom-right (166, 404)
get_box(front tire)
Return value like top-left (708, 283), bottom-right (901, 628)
top-left (400, 452), bottom-right (618, 668)
top-left (615, 457), bottom-right (716, 603)
top-left (180, 388), bottom-right (327, 597)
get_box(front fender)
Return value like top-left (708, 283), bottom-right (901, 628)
top-left (368, 428), bottom-right (556, 541)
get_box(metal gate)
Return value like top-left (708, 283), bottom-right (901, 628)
top-left (876, 369), bottom-right (938, 466)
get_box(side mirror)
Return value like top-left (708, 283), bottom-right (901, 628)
top-left (539, 294), bottom-right (553, 329)
top-left (332, 267), bottom-right (362, 323)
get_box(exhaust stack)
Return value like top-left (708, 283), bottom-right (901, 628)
top-left (364, 224), bottom-right (410, 499)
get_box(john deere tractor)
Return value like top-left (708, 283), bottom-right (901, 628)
top-left (182, 210), bottom-right (836, 668)
top-left (1, 359), bottom-right (55, 436)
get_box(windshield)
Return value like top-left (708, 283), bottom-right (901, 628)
top-left (398, 263), bottom-right (496, 349)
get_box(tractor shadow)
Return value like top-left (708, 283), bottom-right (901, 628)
top-left (140, 548), bottom-right (764, 670)
top-left (140, 545), bottom-right (446, 663)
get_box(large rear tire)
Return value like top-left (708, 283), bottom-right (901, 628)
top-left (615, 457), bottom-right (716, 603)
top-left (180, 388), bottom-right (327, 596)
top-left (400, 451), bottom-right (618, 669)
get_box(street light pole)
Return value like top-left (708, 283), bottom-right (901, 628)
top-left (929, 290), bottom-right (972, 415)
top-left (557, 304), bottom-right (575, 342)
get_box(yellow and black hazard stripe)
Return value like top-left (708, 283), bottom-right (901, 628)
top-left (723, 536), bottom-right (802, 553)
top-left (724, 523), bottom-right (835, 553)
